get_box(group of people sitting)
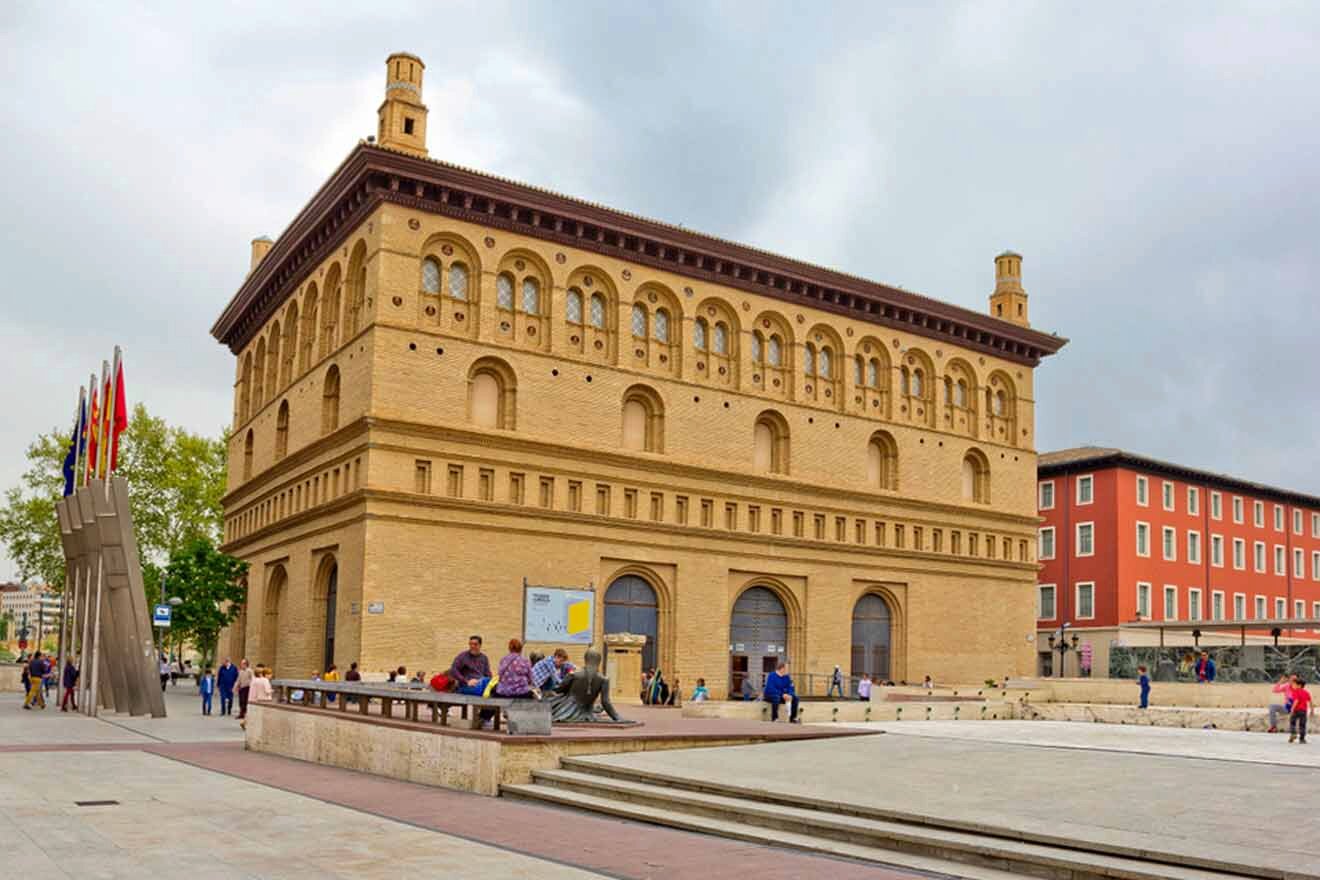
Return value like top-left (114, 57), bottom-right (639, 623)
top-left (421, 635), bottom-right (576, 700)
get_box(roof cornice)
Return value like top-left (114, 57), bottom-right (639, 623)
top-left (212, 144), bottom-right (1070, 365)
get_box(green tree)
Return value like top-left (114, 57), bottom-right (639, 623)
top-left (163, 538), bottom-right (248, 669)
top-left (0, 404), bottom-right (228, 593)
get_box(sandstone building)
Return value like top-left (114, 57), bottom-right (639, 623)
top-left (212, 53), bottom-right (1067, 695)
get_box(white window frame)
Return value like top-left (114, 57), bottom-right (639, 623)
top-left (1038, 526), bottom-right (1056, 560)
top-left (1293, 508), bottom-right (1302, 535)
top-left (1233, 593), bottom-right (1246, 621)
top-left (1211, 590), bottom-right (1224, 621)
top-left (1254, 541), bottom-right (1266, 573)
top-left (1210, 534), bottom-right (1223, 568)
top-left (1162, 481), bottom-right (1175, 512)
top-left (1075, 582), bottom-right (1095, 620)
top-left (1135, 521), bottom-right (1150, 557)
top-left (1276, 597), bottom-right (1287, 619)
top-left (1186, 530), bottom-right (1201, 565)
top-left (1136, 582), bottom-right (1151, 620)
top-left (1187, 486), bottom-right (1199, 515)
top-left (1313, 512), bottom-right (1320, 538)
top-left (1296, 599), bottom-right (1306, 620)
top-left (1274, 504), bottom-right (1284, 532)
top-left (1076, 474), bottom-right (1094, 506)
top-left (1162, 526), bottom-right (1177, 562)
top-left (1313, 550), bottom-right (1320, 582)
top-left (1135, 475), bottom-right (1148, 507)
top-left (1233, 537), bottom-right (1245, 570)
top-left (1037, 584), bottom-right (1057, 620)
top-left (1188, 588), bottom-right (1202, 621)
top-left (1254, 500), bottom-right (1264, 528)
top-left (1274, 544), bottom-right (1285, 576)
top-left (1314, 601), bottom-right (1320, 625)
top-left (1163, 586), bottom-right (1178, 621)
top-left (1210, 491), bottom-right (1222, 521)
top-left (1255, 595), bottom-right (1267, 620)
top-left (1038, 480), bottom-right (1055, 511)
top-left (1075, 522), bottom-right (1094, 557)
top-left (1232, 496), bottom-right (1243, 524)
top-left (1295, 547), bottom-right (1305, 579)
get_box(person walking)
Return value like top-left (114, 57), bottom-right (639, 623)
top-left (1137, 665), bottom-right (1151, 709)
top-left (199, 668), bottom-right (215, 716)
top-left (158, 654), bottom-right (170, 692)
top-left (216, 658), bottom-right (238, 716)
top-left (1194, 651), bottom-right (1215, 683)
top-left (857, 674), bottom-right (873, 702)
top-left (23, 652), bottom-right (47, 710)
top-left (236, 659), bottom-right (254, 720)
top-left (763, 661), bottom-right (800, 723)
top-left (1288, 678), bottom-right (1311, 744)
top-left (828, 665), bottom-right (845, 699)
top-left (60, 657), bottom-right (79, 712)
top-left (1268, 674), bottom-right (1294, 732)
top-left (690, 678), bottom-right (710, 702)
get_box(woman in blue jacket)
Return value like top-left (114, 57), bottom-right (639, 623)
top-left (763, 661), bottom-right (800, 723)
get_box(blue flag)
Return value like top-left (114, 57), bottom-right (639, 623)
top-left (62, 389), bottom-right (86, 497)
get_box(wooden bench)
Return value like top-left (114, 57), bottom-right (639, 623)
top-left (269, 679), bottom-right (552, 735)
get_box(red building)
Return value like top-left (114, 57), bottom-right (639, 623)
top-left (1036, 447), bottom-right (1320, 677)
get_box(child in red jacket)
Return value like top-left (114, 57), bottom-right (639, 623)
top-left (1288, 679), bottom-right (1311, 744)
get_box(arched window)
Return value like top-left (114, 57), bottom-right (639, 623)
top-left (468, 358), bottom-right (516, 430)
top-left (956, 380), bottom-right (968, 407)
top-left (589, 294), bottom-right (607, 329)
top-left (912, 368), bottom-right (924, 398)
top-left (962, 450), bottom-right (990, 503)
top-left (300, 285), bottom-right (319, 372)
top-left (767, 335), bottom-right (782, 367)
top-left (265, 325), bottom-right (281, 403)
top-left (566, 288), bottom-right (584, 324)
top-left (242, 429), bottom-right (254, 481)
top-left (275, 401), bottom-right (289, 461)
top-left (694, 318), bottom-right (708, 351)
top-left (994, 390), bottom-right (1006, 416)
top-left (854, 356), bottom-right (864, 386)
top-left (867, 359), bottom-right (879, 388)
top-left (321, 366), bottom-right (340, 435)
top-left (253, 338), bottom-right (266, 408)
top-left (713, 322), bottom-right (728, 355)
top-left (631, 304), bottom-right (648, 338)
top-left (520, 278), bottom-right (540, 314)
top-left (867, 431), bottom-right (898, 490)
top-left (753, 412), bottom-right (790, 474)
top-left (449, 263), bottom-right (469, 301)
top-left (281, 302), bottom-right (299, 387)
top-left (818, 347), bottom-right (832, 379)
top-left (238, 352), bottom-right (252, 423)
top-left (751, 332), bottom-right (763, 363)
top-left (496, 273), bottom-right (515, 310)
top-left (621, 386), bottom-right (664, 453)
top-left (421, 257), bottom-right (441, 294)
top-left (803, 343), bottom-right (816, 376)
top-left (654, 308), bottom-right (670, 343)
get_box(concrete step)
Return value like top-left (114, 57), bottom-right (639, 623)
top-left (502, 779), bottom-right (1028, 880)
top-left (557, 756), bottom-right (1284, 880)
top-left (505, 768), bottom-right (1270, 880)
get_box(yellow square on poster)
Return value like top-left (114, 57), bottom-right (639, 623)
top-left (566, 599), bottom-right (590, 636)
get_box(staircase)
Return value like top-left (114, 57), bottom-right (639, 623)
top-left (503, 758), bottom-right (1278, 880)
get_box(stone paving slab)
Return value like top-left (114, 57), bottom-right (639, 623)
top-left (0, 690), bottom-right (246, 745)
top-left (569, 721), bottom-right (1320, 877)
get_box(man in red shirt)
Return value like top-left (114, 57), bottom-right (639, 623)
top-left (1288, 679), bottom-right (1312, 744)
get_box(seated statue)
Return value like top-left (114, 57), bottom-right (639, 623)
top-left (548, 648), bottom-right (626, 723)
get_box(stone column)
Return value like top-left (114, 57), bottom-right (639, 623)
top-left (604, 632), bottom-right (646, 706)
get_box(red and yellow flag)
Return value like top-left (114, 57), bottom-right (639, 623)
top-left (109, 355), bottom-right (127, 472)
top-left (85, 384), bottom-right (100, 483)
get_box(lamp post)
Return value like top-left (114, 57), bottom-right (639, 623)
top-left (1047, 628), bottom-right (1080, 678)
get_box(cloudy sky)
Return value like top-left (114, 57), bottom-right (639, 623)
top-left (2, 3), bottom-right (1318, 576)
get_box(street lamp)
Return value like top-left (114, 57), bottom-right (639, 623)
top-left (1046, 629), bottom-right (1080, 678)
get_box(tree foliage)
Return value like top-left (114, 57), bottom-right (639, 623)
top-left (163, 538), bottom-right (248, 668)
top-left (0, 403), bottom-right (229, 592)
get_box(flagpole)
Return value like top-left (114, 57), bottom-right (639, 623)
top-left (56, 389), bottom-right (82, 688)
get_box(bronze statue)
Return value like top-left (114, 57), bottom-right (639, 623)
top-left (548, 648), bottom-right (626, 723)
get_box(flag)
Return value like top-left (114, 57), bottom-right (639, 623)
top-left (86, 383), bottom-right (100, 483)
top-left (62, 388), bottom-right (85, 497)
top-left (96, 361), bottom-right (111, 478)
top-left (109, 352), bottom-right (127, 472)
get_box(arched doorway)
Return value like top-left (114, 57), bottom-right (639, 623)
top-left (322, 562), bottom-right (338, 672)
top-left (730, 586), bottom-right (787, 696)
top-left (604, 575), bottom-right (658, 671)
top-left (851, 594), bottom-right (892, 681)
top-left (262, 566), bottom-right (287, 675)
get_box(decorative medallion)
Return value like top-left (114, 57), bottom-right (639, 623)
top-left (991, 376), bottom-right (999, 386)
top-left (978, 357), bottom-right (985, 365)
top-left (892, 339), bottom-right (900, 348)
top-left (814, 333), bottom-right (822, 342)
top-left (441, 244), bottom-right (453, 256)
top-left (684, 286), bottom-right (693, 295)
top-left (484, 236), bottom-right (495, 248)
top-left (697, 361), bottom-right (706, 371)
top-left (707, 306), bottom-right (716, 316)
top-left (622, 269), bottom-right (632, 280)
top-left (570, 334), bottom-right (580, 344)
top-left (900, 405), bottom-right (907, 413)
top-left (635, 348), bottom-right (645, 358)
top-left (846, 327), bottom-right (854, 336)
top-left (425, 305), bottom-right (436, 316)
top-left (824, 389), bottom-right (832, 398)
top-left (796, 314), bottom-right (805, 324)
top-left (659, 354), bottom-right (668, 364)
top-left (917, 408), bottom-right (924, 417)
top-left (555, 252), bottom-right (566, 264)
top-left (762, 319), bottom-right (771, 329)
top-left (584, 275), bottom-right (594, 287)
top-left (773, 378), bottom-right (781, 387)
top-left (648, 292), bottom-right (658, 304)
top-left (742, 302), bottom-right (750, 311)
top-left (594, 340), bottom-right (604, 350)
top-left (871, 399), bottom-right (879, 408)
top-left (718, 366), bottom-right (727, 376)
top-left (907, 356), bottom-right (914, 365)
top-left (455, 312), bottom-right (465, 321)
top-left (936, 349), bottom-right (943, 358)
top-left (527, 326), bottom-right (536, 336)
top-left (500, 321), bottom-right (511, 332)
top-left (408, 219), bottom-right (420, 231)
top-left (855, 396), bottom-right (862, 404)
top-left (392, 296), bottom-right (403, 307)
top-left (515, 259), bottom-right (525, 271)
top-left (805, 384), bottom-right (813, 394)
top-left (753, 374), bottom-right (761, 383)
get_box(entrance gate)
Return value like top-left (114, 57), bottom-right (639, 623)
top-left (604, 576), bottom-right (658, 671)
top-left (850, 593), bottom-right (892, 681)
top-left (729, 587), bottom-right (787, 696)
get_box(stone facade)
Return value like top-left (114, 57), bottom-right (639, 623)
top-left (213, 54), bottom-right (1066, 697)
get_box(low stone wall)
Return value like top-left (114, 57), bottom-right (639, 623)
top-left (1023, 702), bottom-right (1270, 732)
top-left (1007, 679), bottom-right (1275, 708)
top-left (246, 703), bottom-right (790, 796)
top-left (0, 664), bottom-right (23, 692)
top-left (683, 699), bottom-right (1019, 724)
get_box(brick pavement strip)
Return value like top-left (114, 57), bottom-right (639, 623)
top-left (148, 742), bottom-right (922, 880)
